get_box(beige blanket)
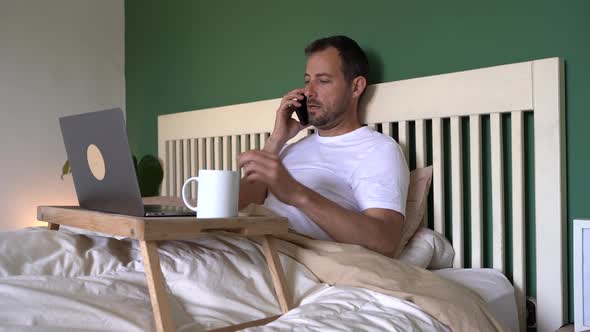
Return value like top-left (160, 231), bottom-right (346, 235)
top-left (267, 232), bottom-right (506, 332)
top-left (147, 199), bottom-right (506, 331)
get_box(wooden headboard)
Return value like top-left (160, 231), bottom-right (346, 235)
top-left (157, 58), bottom-right (566, 332)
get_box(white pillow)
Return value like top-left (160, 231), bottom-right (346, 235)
top-left (398, 227), bottom-right (455, 269)
top-left (394, 166), bottom-right (433, 257)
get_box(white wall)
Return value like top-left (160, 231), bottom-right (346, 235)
top-left (0, 0), bottom-right (125, 230)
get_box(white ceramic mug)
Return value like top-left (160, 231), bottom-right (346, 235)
top-left (181, 170), bottom-right (240, 218)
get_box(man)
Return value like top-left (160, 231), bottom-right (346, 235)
top-left (237, 36), bottom-right (409, 256)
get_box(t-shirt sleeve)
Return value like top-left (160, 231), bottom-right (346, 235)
top-left (350, 141), bottom-right (410, 215)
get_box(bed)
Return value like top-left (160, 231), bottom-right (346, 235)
top-left (157, 57), bottom-right (567, 332)
top-left (0, 58), bottom-right (566, 332)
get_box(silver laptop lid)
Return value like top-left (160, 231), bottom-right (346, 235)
top-left (59, 108), bottom-right (145, 216)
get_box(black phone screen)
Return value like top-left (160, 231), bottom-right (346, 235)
top-left (295, 95), bottom-right (309, 126)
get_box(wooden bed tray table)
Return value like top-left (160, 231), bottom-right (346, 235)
top-left (37, 204), bottom-right (292, 332)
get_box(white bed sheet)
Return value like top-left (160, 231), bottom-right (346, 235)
top-left (434, 268), bottom-right (519, 332)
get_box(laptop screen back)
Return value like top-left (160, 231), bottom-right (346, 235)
top-left (59, 108), bottom-right (145, 216)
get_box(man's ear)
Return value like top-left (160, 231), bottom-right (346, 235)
top-left (351, 76), bottom-right (367, 99)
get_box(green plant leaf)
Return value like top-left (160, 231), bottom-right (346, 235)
top-left (61, 160), bottom-right (71, 180)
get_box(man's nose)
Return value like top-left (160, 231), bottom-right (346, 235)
top-left (304, 83), bottom-right (315, 98)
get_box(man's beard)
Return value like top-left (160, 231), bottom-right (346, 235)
top-left (308, 94), bottom-right (351, 130)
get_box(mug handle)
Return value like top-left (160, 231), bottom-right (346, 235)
top-left (181, 177), bottom-right (199, 212)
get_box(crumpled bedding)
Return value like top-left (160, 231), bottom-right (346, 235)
top-left (0, 227), bottom-right (497, 331)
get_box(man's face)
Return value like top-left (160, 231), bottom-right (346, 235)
top-left (304, 47), bottom-right (353, 129)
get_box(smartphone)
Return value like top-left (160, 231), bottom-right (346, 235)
top-left (294, 95), bottom-right (309, 126)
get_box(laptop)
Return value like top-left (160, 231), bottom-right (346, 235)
top-left (59, 108), bottom-right (194, 217)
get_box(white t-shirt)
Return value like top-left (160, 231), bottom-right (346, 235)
top-left (263, 126), bottom-right (409, 241)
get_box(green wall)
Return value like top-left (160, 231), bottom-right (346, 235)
top-left (126, 1), bottom-right (590, 323)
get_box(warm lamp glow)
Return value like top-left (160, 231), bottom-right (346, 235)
top-left (30, 219), bottom-right (47, 228)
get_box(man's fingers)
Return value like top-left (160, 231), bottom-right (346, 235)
top-left (282, 91), bottom-right (305, 107)
top-left (285, 88), bottom-right (305, 97)
top-left (241, 162), bottom-right (257, 179)
top-left (243, 171), bottom-right (265, 184)
top-left (282, 97), bottom-right (301, 108)
top-left (241, 160), bottom-right (273, 185)
top-left (237, 150), bottom-right (277, 168)
top-left (285, 101), bottom-right (302, 109)
top-left (238, 151), bottom-right (282, 187)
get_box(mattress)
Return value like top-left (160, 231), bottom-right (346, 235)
top-left (434, 268), bottom-right (519, 332)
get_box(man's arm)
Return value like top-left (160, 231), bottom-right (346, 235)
top-left (295, 187), bottom-right (404, 256)
top-left (237, 150), bottom-right (404, 256)
top-left (238, 88), bottom-right (307, 209)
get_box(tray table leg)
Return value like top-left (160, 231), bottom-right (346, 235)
top-left (261, 235), bottom-right (291, 313)
top-left (140, 240), bottom-right (175, 332)
top-left (47, 223), bottom-right (60, 231)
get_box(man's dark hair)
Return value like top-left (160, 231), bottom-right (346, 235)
top-left (305, 35), bottom-right (369, 83)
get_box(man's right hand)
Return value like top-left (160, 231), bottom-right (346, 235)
top-left (265, 88), bottom-right (308, 155)
top-left (238, 88), bottom-right (309, 209)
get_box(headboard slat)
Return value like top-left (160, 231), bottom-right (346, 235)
top-left (415, 119), bottom-right (428, 227)
top-left (415, 120), bottom-right (427, 169)
top-left (198, 138), bottom-right (207, 177)
top-left (249, 134), bottom-right (257, 151)
top-left (170, 140), bottom-right (177, 196)
top-left (260, 132), bottom-right (267, 151)
top-left (240, 134), bottom-right (247, 153)
top-left (183, 139), bottom-right (190, 193)
top-left (167, 140), bottom-right (172, 196)
top-left (469, 115), bottom-right (484, 269)
top-left (398, 121), bottom-right (409, 162)
top-left (175, 140), bottom-right (183, 197)
top-left (450, 116), bottom-right (464, 268)
top-left (191, 139), bottom-right (198, 199)
top-left (240, 134), bottom-right (248, 177)
top-left (206, 137), bottom-right (214, 170)
top-left (214, 137), bottom-right (221, 170)
top-left (511, 110), bottom-right (526, 332)
top-left (231, 135), bottom-right (239, 172)
top-left (163, 140), bottom-right (169, 196)
top-left (381, 122), bottom-right (392, 138)
top-left (490, 113), bottom-right (506, 273)
top-left (432, 118), bottom-right (445, 235)
top-left (221, 136), bottom-right (226, 170)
